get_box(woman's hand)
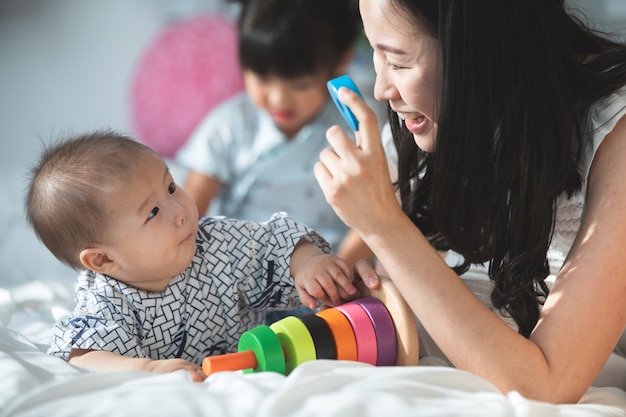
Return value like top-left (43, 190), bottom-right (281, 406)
top-left (314, 87), bottom-right (403, 237)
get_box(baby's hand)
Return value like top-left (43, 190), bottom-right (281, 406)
top-left (145, 358), bottom-right (207, 382)
top-left (293, 251), bottom-right (357, 309)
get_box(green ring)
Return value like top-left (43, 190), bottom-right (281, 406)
top-left (238, 325), bottom-right (286, 375)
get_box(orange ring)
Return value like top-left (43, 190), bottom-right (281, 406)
top-left (316, 307), bottom-right (358, 361)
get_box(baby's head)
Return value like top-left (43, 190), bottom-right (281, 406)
top-left (26, 130), bottom-right (198, 290)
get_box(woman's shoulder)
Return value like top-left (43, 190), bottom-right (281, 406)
top-left (580, 84), bottom-right (626, 177)
top-left (586, 84), bottom-right (626, 140)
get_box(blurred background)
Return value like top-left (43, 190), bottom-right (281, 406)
top-left (0, 0), bottom-right (624, 295)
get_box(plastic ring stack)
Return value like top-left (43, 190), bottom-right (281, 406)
top-left (202, 276), bottom-right (419, 376)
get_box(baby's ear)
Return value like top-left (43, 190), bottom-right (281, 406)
top-left (79, 248), bottom-right (117, 274)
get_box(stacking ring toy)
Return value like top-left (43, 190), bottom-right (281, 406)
top-left (201, 275), bottom-right (419, 376)
top-left (327, 74), bottom-right (364, 131)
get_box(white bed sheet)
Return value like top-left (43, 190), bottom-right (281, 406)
top-left (1, 282), bottom-right (626, 417)
top-left (2, 323), bottom-right (626, 417)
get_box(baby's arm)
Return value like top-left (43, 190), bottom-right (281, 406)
top-left (289, 239), bottom-right (357, 308)
top-left (69, 349), bottom-right (206, 382)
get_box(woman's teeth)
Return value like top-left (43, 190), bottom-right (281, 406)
top-left (398, 112), bottom-right (424, 122)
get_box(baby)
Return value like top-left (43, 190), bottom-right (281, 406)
top-left (25, 130), bottom-right (356, 381)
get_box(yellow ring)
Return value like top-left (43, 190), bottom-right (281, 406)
top-left (270, 316), bottom-right (316, 374)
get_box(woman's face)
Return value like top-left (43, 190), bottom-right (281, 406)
top-left (360, 0), bottom-right (441, 152)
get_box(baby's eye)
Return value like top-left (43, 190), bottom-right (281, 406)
top-left (148, 207), bottom-right (159, 220)
top-left (168, 182), bottom-right (176, 194)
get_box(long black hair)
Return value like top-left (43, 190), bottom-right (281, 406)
top-left (232, 0), bottom-right (360, 78)
top-left (389, 0), bottom-right (626, 337)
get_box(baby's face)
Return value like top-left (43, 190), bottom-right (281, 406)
top-left (101, 152), bottom-right (199, 291)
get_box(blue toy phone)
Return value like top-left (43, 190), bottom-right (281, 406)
top-left (327, 75), bottom-right (364, 131)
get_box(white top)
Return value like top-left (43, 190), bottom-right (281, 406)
top-left (547, 85), bottom-right (626, 276)
top-left (176, 93), bottom-right (354, 250)
top-left (382, 85), bottom-right (626, 309)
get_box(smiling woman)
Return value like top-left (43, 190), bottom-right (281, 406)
top-left (313, 0), bottom-right (626, 403)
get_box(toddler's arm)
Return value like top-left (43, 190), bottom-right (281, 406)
top-left (69, 349), bottom-right (206, 382)
top-left (289, 239), bottom-right (357, 308)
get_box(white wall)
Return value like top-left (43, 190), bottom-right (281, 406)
top-left (1, 0), bottom-right (623, 172)
top-left (0, 1), bottom-right (157, 168)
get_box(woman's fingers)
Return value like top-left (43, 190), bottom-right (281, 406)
top-left (336, 87), bottom-right (382, 153)
top-left (354, 259), bottom-right (381, 290)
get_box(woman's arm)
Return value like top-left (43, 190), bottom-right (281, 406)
top-left (69, 349), bottom-right (206, 382)
top-left (315, 86), bottom-right (626, 403)
top-left (336, 229), bottom-right (375, 269)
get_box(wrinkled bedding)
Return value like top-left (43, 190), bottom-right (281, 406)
top-left (2, 281), bottom-right (626, 417)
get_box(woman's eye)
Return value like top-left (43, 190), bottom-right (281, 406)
top-left (148, 207), bottom-right (159, 220)
top-left (168, 183), bottom-right (176, 194)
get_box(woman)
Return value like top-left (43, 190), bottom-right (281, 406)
top-left (315, 0), bottom-right (626, 404)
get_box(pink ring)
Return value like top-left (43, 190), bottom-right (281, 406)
top-left (334, 302), bottom-right (378, 366)
top-left (353, 297), bottom-right (397, 366)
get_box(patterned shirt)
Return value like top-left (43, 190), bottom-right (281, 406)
top-left (48, 213), bottom-right (330, 365)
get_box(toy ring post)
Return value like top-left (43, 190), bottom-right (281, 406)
top-left (356, 275), bottom-right (419, 366)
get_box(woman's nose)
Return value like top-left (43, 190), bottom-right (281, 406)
top-left (373, 72), bottom-right (395, 102)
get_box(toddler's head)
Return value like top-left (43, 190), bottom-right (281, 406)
top-left (237, 0), bottom-right (359, 79)
top-left (236, 0), bottom-right (360, 137)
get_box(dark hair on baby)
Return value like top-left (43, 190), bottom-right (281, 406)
top-left (25, 130), bottom-right (157, 269)
top-left (236, 0), bottom-right (359, 78)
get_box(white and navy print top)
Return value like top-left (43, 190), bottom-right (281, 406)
top-left (47, 212), bottom-right (330, 365)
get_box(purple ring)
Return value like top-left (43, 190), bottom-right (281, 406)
top-left (353, 297), bottom-right (397, 366)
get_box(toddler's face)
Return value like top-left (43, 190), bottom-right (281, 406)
top-left (101, 152), bottom-right (199, 291)
top-left (243, 70), bottom-right (329, 138)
